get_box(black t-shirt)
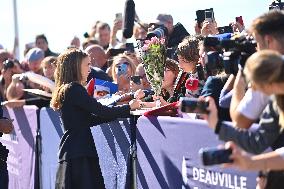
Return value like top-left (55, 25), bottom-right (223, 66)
top-left (58, 82), bottom-right (130, 161)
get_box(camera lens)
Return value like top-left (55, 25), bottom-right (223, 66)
top-left (3, 59), bottom-right (15, 70)
top-left (146, 25), bottom-right (168, 39)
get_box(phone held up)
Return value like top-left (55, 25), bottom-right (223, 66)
top-left (115, 13), bottom-right (123, 21)
top-left (235, 16), bottom-right (244, 26)
top-left (204, 9), bottom-right (214, 22)
top-left (117, 63), bottom-right (128, 76)
top-left (199, 147), bottom-right (233, 166)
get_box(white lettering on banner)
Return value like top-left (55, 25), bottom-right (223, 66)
top-left (191, 167), bottom-right (247, 189)
top-left (1, 132), bottom-right (19, 144)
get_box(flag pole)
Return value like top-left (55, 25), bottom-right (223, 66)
top-left (13, 0), bottom-right (20, 60)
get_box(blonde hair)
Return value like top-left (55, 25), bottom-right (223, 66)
top-left (50, 48), bottom-right (88, 110)
top-left (41, 56), bottom-right (57, 68)
top-left (110, 54), bottom-right (136, 82)
top-left (244, 50), bottom-right (284, 127)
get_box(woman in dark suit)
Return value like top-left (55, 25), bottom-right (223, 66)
top-left (50, 48), bottom-right (140, 189)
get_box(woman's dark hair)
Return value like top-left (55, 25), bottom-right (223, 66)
top-left (50, 48), bottom-right (88, 110)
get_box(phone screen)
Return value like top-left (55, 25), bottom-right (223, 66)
top-left (115, 13), bottom-right (122, 21)
top-left (117, 63), bottom-right (128, 76)
top-left (204, 10), bottom-right (214, 21)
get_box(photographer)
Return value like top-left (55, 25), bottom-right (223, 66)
top-left (229, 10), bottom-right (284, 129)
top-left (149, 14), bottom-right (189, 59)
top-left (204, 50), bottom-right (284, 189)
top-left (0, 59), bottom-right (24, 100)
top-left (0, 99), bottom-right (14, 189)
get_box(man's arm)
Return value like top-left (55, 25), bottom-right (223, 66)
top-left (230, 71), bottom-right (255, 129)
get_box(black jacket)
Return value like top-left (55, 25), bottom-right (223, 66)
top-left (58, 82), bottom-right (130, 161)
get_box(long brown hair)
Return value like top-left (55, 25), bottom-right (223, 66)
top-left (244, 50), bottom-right (284, 127)
top-left (50, 48), bottom-right (88, 110)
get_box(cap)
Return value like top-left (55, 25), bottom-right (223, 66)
top-left (156, 14), bottom-right (173, 24)
top-left (26, 47), bottom-right (44, 62)
top-left (94, 79), bottom-right (118, 94)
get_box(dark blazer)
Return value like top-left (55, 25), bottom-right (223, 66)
top-left (58, 82), bottom-right (130, 161)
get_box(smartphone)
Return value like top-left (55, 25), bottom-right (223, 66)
top-left (196, 8), bottom-right (214, 28)
top-left (204, 10), bottom-right (214, 22)
top-left (199, 147), bottom-right (233, 166)
top-left (115, 13), bottom-right (123, 21)
top-left (180, 97), bottom-right (209, 114)
top-left (130, 76), bottom-right (142, 85)
top-left (235, 16), bottom-right (244, 26)
top-left (117, 63), bottom-right (128, 76)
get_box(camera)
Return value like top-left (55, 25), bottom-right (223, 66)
top-left (130, 75), bottom-right (142, 85)
top-left (269, 0), bottom-right (284, 10)
top-left (146, 24), bottom-right (168, 40)
top-left (199, 147), bottom-right (233, 166)
top-left (3, 59), bottom-right (15, 70)
top-left (221, 36), bottom-right (256, 75)
top-left (202, 35), bottom-right (256, 76)
top-left (205, 51), bottom-right (224, 76)
top-left (218, 25), bottom-right (233, 34)
top-left (180, 97), bottom-right (209, 114)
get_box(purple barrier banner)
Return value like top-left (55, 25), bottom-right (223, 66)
top-left (40, 107), bottom-right (133, 189)
top-left (0, 106), bottom-right (38, 189)
top-left (136, 116), bottom-right (257, 189)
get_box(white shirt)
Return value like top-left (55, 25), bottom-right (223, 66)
top-left (237, 88), bottom-right (270, 120)
top-left (275, 147), bottom-right (284, 159)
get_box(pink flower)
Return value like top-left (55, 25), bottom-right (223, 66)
top-left (142, 44), bottom-right (149, 51)
top-left (151, 37), bottom-right (159, 44)
top-left (144, 40), bottom-right (151, 45)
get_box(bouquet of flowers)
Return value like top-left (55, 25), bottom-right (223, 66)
top-left (141, 37), bottom-right (166, 97)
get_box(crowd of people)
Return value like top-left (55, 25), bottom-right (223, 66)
top-left (0, 3), bottom-right (284, 189)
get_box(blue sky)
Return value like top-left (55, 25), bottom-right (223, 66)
top-left (0, 0), bottom-right (269, 60)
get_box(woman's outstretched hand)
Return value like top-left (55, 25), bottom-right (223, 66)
top-left (129, 99), bottom-right (142, 110)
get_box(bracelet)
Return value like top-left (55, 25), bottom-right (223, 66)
top-left (214, 119), bottom-right (223, 134)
